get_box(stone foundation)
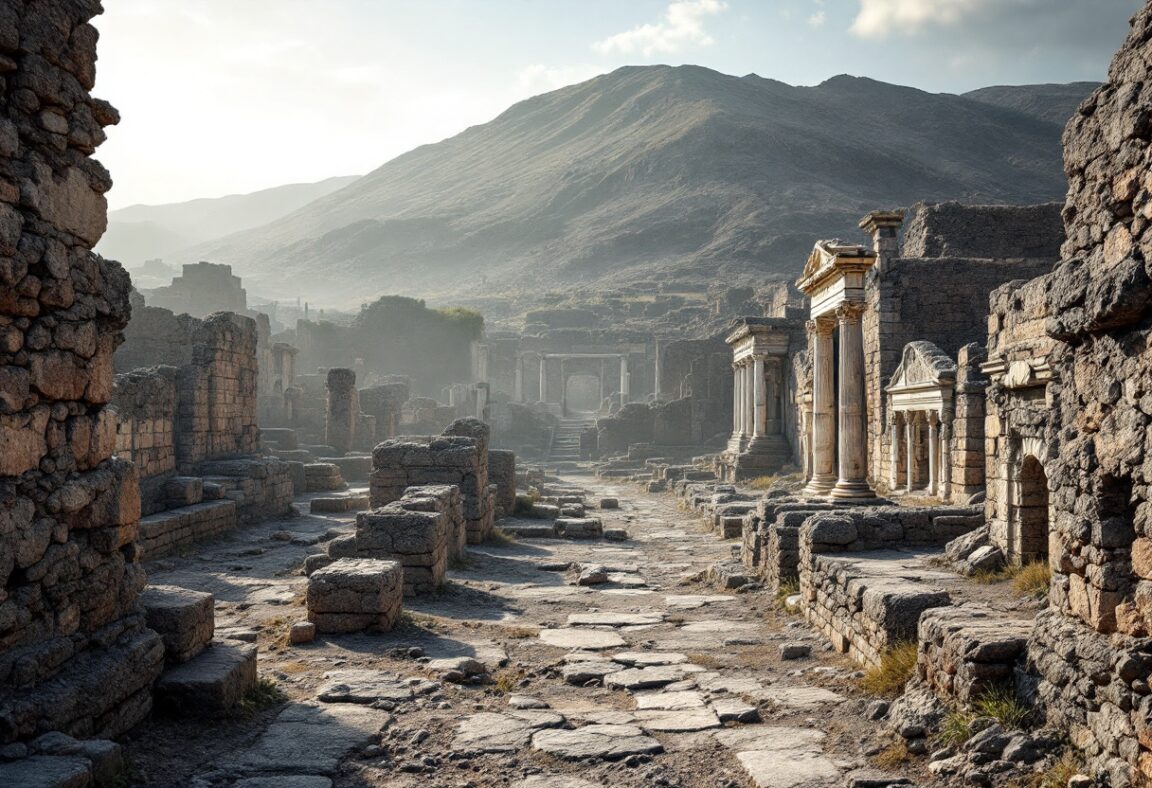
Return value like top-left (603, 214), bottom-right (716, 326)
top-left (916, 605), bottom-right (1031, 705)
top-left (307, 559), bottom-right (404, 633)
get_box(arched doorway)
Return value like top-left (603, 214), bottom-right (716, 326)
top-left (1016, 455), bottom-right (1049, 563)
top-left (563, 374), bottom-right (601, 415)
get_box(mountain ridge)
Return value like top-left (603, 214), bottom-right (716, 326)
top-left (165, 66), bottom-right (1095, 304)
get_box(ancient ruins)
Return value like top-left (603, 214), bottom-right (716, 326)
top-left (4, 1), bottom-right (1152, 787)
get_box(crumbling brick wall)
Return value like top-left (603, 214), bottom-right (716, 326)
top-left (0, 0), bottom-right (164, 742)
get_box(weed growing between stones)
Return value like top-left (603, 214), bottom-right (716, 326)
top-left (936, 709), bottom-right (976, 748)
top-left (236, 677), bottom-right (286, 716)
top-left (861, 642), bottom-right (919, 698)
top-left (484, 527), bottom-right (518, 546)
top-left (972, 684), bottom-right (1033, 729)
top-left (1011, 561), bottom-right (1051, 599)
top-left (1022, 749), bottom-right (1083, 788)
top-left (774, 578), bottom-right (800, 611)
top-left (871, 737), bottom-right (913, 768)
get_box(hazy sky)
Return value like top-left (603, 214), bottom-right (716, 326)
top-left (94, 0), bottom-right (1141, 208)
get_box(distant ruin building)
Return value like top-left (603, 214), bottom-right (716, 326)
top-left (143, 261), bottom-right (248, 318)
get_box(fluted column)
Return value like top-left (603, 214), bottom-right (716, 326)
top-left (905, 412), bottom-right (917, 493)
top-left (803, 318), bottom-right (837, 495)
top-left (927, 411), bottom-right (939, 497)
top-left (751, 355), bottom-right (765, 438)
top-left (940, 412), bottom-right (953, 501)
top-left (729, 362), bottom-right (741, 447)
top-left (832, 302), bottom-right (876, 499)
top-left (736, 362), bottom-right (747, 444)
top-left (889, 413), bottom-right (902, 491)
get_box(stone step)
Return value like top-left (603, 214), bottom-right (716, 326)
top-left (154, 640), bottom-right (258, 715)
top-left (140, 585), bottom-right (215, 664)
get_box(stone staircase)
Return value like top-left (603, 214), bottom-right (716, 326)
top-left (549, 417), bottom-right (595, 462)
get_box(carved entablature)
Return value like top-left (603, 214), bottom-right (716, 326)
top-left (886, 341), bottom-right (957, 416)
top-left (979, 357), bottom-right (1054, 391)
top-left (724, 317), bottom-right (796, 363)
top-left (796, 240), bottom-right (877, 319)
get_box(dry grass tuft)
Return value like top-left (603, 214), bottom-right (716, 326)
top-left (973, 684), bottom-right (1032, 729)
top-left (774, 578), bottom-right (801, 612)
top-left (871, 738), bottom-right (913, 768)
top-left (1023, 749), bottom-right (1083, 788)
top-left (936, 709), bottom-right (976, 747)
top-left (484, 527), bottom-right (517, 547)
top-left (1012, 561), bottom-right (1051, 598)
top-left (861, 642), bottom-right (919, 698)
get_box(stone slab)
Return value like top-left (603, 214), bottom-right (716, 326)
top-left (315, 670), bottom-right (413, 704)
top-left (224, 703), bottom-right (385, 775)
top-left (531, 724), bottom-right (663, 761)
top-left (453, 710), bottom-right (566, 753)
top-left (0, 756), bottom-right (92, 788)
top-left (538, 629), bottom-right (626, 650)
top-left (154, 641), bottom-right (257, 714)
top-left (567, 612), bottom-right (663, 627)
top-left (634, 708), bottom-right (721, 732)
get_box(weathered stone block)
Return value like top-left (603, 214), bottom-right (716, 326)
top-left (154, 641), bottom-right (258, 715)
top-left (307, 558), bottom-right (403, 633)
top-left (139, 584), bottom-right (214, 664)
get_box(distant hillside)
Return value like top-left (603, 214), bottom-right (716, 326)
top-left (98, 175), bottom-right (359, 266)
top-left (963, 82), bottom-right (1098, 126)
top-left (175, 67), bottom-right (1094, 304)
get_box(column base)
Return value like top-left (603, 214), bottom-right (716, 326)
top-left (830, 480), bottom-right (878, 500)
top-left (802, 474), bottom-right (837, 496)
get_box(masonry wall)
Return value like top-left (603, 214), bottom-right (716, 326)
top-left (0, 0), bottom-right (164, 742)
top-left (901, 202), bottom-right (1064, 260)
top-left (113, 366), bottom-right (178, 514)
top-left (1013, 7), bottom-right (1152, 781)
top-left (864, 252), bottom-right (1057, 494)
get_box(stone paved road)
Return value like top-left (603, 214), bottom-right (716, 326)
top-left (132, 471), bottom-right (916, 788)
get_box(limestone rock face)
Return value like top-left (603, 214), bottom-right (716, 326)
top-left (0, 0), bottom-right (164, 743)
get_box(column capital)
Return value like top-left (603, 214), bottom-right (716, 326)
top-left (835, 301), bottom-right (867, 323)
top-left (813, 317), bottom-right (837, 337)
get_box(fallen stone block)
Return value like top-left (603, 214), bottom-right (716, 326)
top-left (155, 641), bottom-right (258, 715)
top-left (599, 497), bottom-right (619, 509)
top-left (503, 522), bottom-right (559, 539)
top-left (162, 476), bottom-right (203, 507)
top-left (139, 584), bottom-right (215, 664)
top-left (307, 558), bottom-right (404, 633)
top-left (309, 494), bottom-right (371, 513)
top-left (0, 755), bottom-right (93, 788)
top-left (556, 518), bottom-right (602, 539)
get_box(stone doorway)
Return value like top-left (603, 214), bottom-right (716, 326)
top-left (1012, 455), bottom-right (1049, 564)
top-left (563, 373), bottom-right (602, 415)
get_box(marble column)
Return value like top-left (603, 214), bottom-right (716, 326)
top-left (514, 355), bottom-right (524, 402)
top-left (832, 302), bottom-right (875, 499)
top-left (751, 355), bottom-right (765, 439)
top-left (735, 362), bottom-right (747, 443)
top-left (803, 319), bottom-right (837, 496)
top-left (538, 355), bottom-right (548, 403)
top-left (889, 413), bottom-right (902, 491)
top-left (905, 412), bottom-right (917, 493)
top-left (730, 362), bottom-right (741, 447)
top-left (619, 356), bottom-right (630, 403)
top-left (927, 411), bottom-right (939, 497)
top-left (940, 413), bottom-right (953, 501)
top-left (600, 359), bottom-right (607, 404)
top-left (560, 358), bottom-right (568, 416)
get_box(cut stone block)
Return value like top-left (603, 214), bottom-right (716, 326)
top-left (531, 724), bottom-right (663, 760)
top-left (307, 558), bottom-right (403, 633)
top-left (139, 584), bottom-right (214, 663)
top-left (0, 755), bottom-right (92, 788)
top-left (354, 506), bottom-right (448, 596)
top-left (163, 476), bottom-right (203, 506)
top-left (309, 495), bottom-right (370, 513)
top-left (503, 523), bottom-right (559, 539)
top-left (154, 641), bottom-right (258, 715)
top-left (555, 518), bottom-right (602, 539)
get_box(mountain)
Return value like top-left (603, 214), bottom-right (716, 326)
top-left (174, 67), bottom-right (1095, 304)
top-left (963, 82), bottom-right (1098, 126)
top-left (98, 175), bottom-right (360, 266)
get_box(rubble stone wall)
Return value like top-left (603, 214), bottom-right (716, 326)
top-left (0, 0), bottom-right (164, 743)
top-left (488, 449), bottom-right (516, 518)
top-left (112, 366), bottom-right (177, 514)
top-left (370, 419), bottom-right (495, 544)
top-left (901, 202), bottom-right (1064, 260)
top-left (1013, 6), bottom-right (1152, 781)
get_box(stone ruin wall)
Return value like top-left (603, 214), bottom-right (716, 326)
top-left (0, 0), bottom-right (165, 743)
top-left (112, 365), bottom-right (177, 515)
top-left (1011, 6), bottom-right (1152, 780)
top-left (862, 205), bottom-right (1061, 497)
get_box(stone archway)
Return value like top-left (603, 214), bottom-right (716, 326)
top-left (1014, 455), bottom-right (1049, 564)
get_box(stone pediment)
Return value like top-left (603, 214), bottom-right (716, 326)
top-left (888, 341), bottom-right (957, 392)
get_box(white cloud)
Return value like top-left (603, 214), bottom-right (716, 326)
top-left (593, 0), bottom-right (728, 57)
top-left (517, 64), bottom-right (604, 93)
top-left (850, 0), bottom-right (1017, 38)
top-left (808, 10), bottom-right (827, 27)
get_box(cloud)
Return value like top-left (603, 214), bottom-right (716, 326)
top-left (517, 64), bottom-right (604, 93)
top-left (808, 10), bottom-right (827, 28)
top-left (593, 0), bottom-right (728, 57)
top-left (850, 0), bottom-right (1010, 38)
